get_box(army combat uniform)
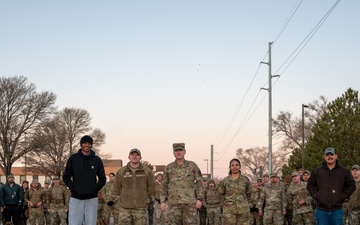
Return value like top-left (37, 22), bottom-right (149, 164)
top-left (347, 165), bottom-right (360, 224)
top-left (47, 181), bottom-right (69, 225)
top-left (217, 174), bottom-right (251, 225)
top-left (287, 181), bottom-right (314, 225)
top-left (257, 174), bottom-right (287, 225)
top-left (24, 180), bottom-right (46, 225)
top-left (249, 186), bottom-right (262, 225)
top-left (203, 179), bottom-right (222, 225)
top-left (160, 159), bottom-right (204, 225)
top-left (101, 180), bottom-right (120, 225)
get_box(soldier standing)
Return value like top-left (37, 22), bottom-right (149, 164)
top-left (203, 179), bottom-right (222, 225)
top-left (101, 172), bottom-right (119, 225)
top-left (217, 158), bottom-right (251, 225)
top-left (249, 180), bottom-right (262, 225)
top-left (198, 177), bottom-right (208, 225)
top-left (160, 143), bottom-right (204, 225)
top-left (47, 176), bottom-right (69, 225)
top-left (301, 171), bottom-right (310, 183)
top-left (0, 174), bottom-right (23, 225)
top-left (347, 164), bottom-right (360, 224)
top-left (286, 171), bottom-right (314, 225)
top-left (113, 148), bottom-right (156, 224)
top-left (43, 179), bottom-right (51, 225)
top-left (24, 179), bottom-right (46, 225)
top-left (154, 173), bottom-right (168, 225)
top-left (257, 172), bottom-right (287, 225)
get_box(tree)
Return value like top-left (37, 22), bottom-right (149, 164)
top-left (236, 146), bottom-right (287, 179)
top-left (283, 88), bottom-right (360, 174)
top-left (26, 108), bottom-right (108, 178)
top-left (0, 76), bottom-right (56, 176)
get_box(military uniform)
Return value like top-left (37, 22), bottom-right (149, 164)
top-left (24, 180), bottom-right (46, 225)
top-left (347, 165), bottom-right (360, 225)
top-left (217, 174), bottom-right (251, 225)
top-left (287, 172), bottom-right (314, 225)
top-left (47, 177), bottom-right (69, 225)
top-left (113, 148), bottom-right (156, 225)
top-left (203, 179), bottom-right (222, 225)
top-left (249, 186), bottom-right (262, 225)
top-left (101, 179), bottom-right (120, 225)
top-left (160, 143), bottom-right (204, 225)
top-left (154, 174), bottom-right (168, 225)
top-left (43, 180), bottom-right (51, 225)
top-left (257, 173), bottom-right (287, 225)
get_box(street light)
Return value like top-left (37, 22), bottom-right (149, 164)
top-left (204, 159), bottom-right (209, 179)
top-left (302, 104), bottom-right (309, 169)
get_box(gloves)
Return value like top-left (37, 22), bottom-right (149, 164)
top-left (107, 201), bottom-right (114, 206)
top-left (250, 206), bottom-right (259, 213)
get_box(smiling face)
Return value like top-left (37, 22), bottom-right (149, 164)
top-left (324, 153), bottom-right (337, 166)
top-left (128, 152), bottom-right (142, 166)
top-left (81, 142), bottom-right (92, 155)
top-left (229, 159), bottom-right (241, 175)
top-left (173, 149), bottom-right (186, 161)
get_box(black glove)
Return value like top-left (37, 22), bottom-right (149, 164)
top-left (250, 206), bottom-right (259, 213)
top-left (107, 201), bottom-right (114, 206)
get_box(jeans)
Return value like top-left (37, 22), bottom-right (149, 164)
top-left (316, 208), bottom-right (343, 225)
top-left (69, 197), bottom-right (98, 225)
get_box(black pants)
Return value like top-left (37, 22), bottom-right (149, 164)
top-left (4, 205), bottom-right (21, 225)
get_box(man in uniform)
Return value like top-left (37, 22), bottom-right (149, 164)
top-left (113, 148), bottom-right (156, 224)
top-left (154, 173), bottom-right (168, 225)
top-left (287, 171), bottom-right (314, 225)
top-left (43, 179), bottom-right (51, 225)
top-left (203, 179), bottom-right (222, 225)
top-left (101, 172), bottom-right (119, 225)
top-left (257, 172), bottom-right (287, 225)
top-left (262, 174), bottom-right (270, 186)
top-left (24, 179), bottom-right (46, 225)
top-left (347, 164), bottom-right (360, 224)
top-left (47, 176), bottom-right (69, 225)
top-left (198, 177), bottom-right (208, 225)
top-left (160, 143), bottom-right (204, 225)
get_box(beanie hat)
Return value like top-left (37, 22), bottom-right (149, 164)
top-left (80, 135), bottom-right (93, 146)
top-left (7, 174), bottom-right (14, 180)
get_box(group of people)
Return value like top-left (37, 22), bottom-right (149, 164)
top-left (1, 134), bottom-right (359, 225)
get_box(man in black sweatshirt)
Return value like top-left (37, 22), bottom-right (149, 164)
top-left (63, 135), bottom-right (106, 225)
top-left (307, 147), bottom-right (355, 225)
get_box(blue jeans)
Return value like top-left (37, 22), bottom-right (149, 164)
top-left (69, 197), bottom-right (98, 225)
top-left (316, 208), bottom-right (343, 225)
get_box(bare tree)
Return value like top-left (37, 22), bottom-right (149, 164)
top-left (26, 108), bottom-right (108, 178)
top-left (236, 147), bottom-right (287, 179)
top-left (272, 96), bottom-right (329, 155)
top-left (0, 76), bottom-right (56, 176)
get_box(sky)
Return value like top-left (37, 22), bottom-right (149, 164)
top-left (1, 0), bottom-right (359, 178)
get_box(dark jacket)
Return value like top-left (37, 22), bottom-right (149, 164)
top-left (63, 149), bottom-right (106, 200)
top-left (0, 182), bottom-right (23, 206)
top-left (307, 160), bottom-right (355, 212)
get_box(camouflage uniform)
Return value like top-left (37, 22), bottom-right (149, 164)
top-left (24, 181), bottom-right (46, 225)
top-left (97, 191), bottom-right (106, 224)
top-left (217, 174), bottom-right (251, 225)
top-left (257, 176), bottom-right (287, 225)
top-left (155, 176), bottom-right (168, 224)
top-left (287, 181), bottom-right (314, 225)
top-left (160, 159), bottom-right (204, 225)
top-left (47, 181), bottom-right (69, 225)
top-left (203, 179), bottom-right (222, 225)
top-left (43, 181), bottom-right (51, 225)
top-left (101, 180), bottom-right (120, 225)
top-left (249, 187), bottom-right (262, 225)
top-left (347, 180), bottom-right (360, 224)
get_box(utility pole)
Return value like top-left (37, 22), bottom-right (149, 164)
top-left (261, 42), bottom-right (279, 174)
top-left (210, 144), bottom-right (214, 179)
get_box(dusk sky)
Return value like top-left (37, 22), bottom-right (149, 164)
top-left (1, 0), bottom-right (359, 178)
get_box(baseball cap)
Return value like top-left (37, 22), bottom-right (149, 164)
top-left (303, 170), bottom-right (310, 175)
top-left (52, 176), bottom-right (59, 180)
top-left (352, 164), bottom-right (360, 170)
top-left (129, 148), bottom-right (141, 155)
top-left (324, 147), bottom-right (336, 155)
top-left (291, 171), bottom-right (299, 177)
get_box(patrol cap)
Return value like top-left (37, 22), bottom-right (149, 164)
top-left (44, 180), bottom-right (51, 184)
top-left (352, 164), bottom-right (360, 170)
top-left (129, 148), bottom-right (141, 155)
top-left (52, 176), bottom-right (59, 180)
top-left (208, 179), bottom-right (216, 185)
top-left (291, 171), bottom-right (299, 177)
top-left (262, 174), bottom-right (269, 178)
top-left (32, 179), bottom-right (39, 184)
top-left (324, 147), bottom-right (336, 155)
top-left (303, 170), bottom-right (310, 175)
top-left (270, 172), bottom-right (277, 178)
top-left (173, 143), bottom-right (185, 151)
